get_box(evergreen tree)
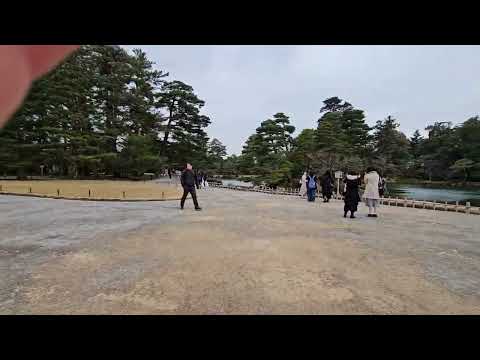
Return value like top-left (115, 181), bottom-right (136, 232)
top-left (410, 130), bottom-right (424, 160)
top-left (255, 113), bottom-right (295, 154)
top-left (421, 122), bottom-right (461, 180)
top-left (207, 138), bottom-right (227, 170)
top-left (316, 112), bottom-right (347, 153)
top-left (372, 115), bottom-right (411, 176)
top-left (289, 128), bottom-right (317, 173)
top-left (316, 97), bottom-right (370, 157)
top-left (408, 129), bottom-right (425, 178)
top-left (320, 96), bottom-right (353, 114)
top-left (156, 80), bottom-right (211, 166)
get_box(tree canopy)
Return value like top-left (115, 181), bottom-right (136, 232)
top-left (235, 97), bottom-right (480, 186)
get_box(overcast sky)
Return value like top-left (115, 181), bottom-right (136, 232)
top-left (124, 45), bottom-right (480, 155)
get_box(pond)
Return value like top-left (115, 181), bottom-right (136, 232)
top-left (221, 179), bottom-right (254, 188)
top-left (388, 184), bottom-right (480, 207)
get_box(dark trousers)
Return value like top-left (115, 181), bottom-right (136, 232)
top-left (181, 186), bottom-right (199, 209)
top-left (307, 188), bottom-right (316, 202)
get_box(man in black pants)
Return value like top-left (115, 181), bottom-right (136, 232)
top-left (180, 163), bottom-right (202, 211)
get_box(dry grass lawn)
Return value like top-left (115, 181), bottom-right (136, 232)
top-left (0, 180), bottom-right (182, 200)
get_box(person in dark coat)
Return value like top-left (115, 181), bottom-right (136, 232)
top-left (195, 170), bottom-right (202, 189)
top-left (378, 176), bottom-right (387, 198)
top-left (306, 171), bottom-right (318, 202)
top-left (320, 170), bottom-right (334, 203)
top-left (343, 171), bottom-right (361, 218)
top-left (180, 163), bottom-right (202, 211)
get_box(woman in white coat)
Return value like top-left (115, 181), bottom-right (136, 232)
top-left (299, 171), bottom-right (307, 197)
top-left (363, 167), bottom-right (381, 217)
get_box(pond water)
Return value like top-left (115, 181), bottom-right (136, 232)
top-left (388, 184), bottom-right (480, 207)
top-left (221, 179), bottom-right (254, 187)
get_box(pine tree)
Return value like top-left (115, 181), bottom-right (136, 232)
top-left (156, 80), bottom-right (211, 166)
top-left (410, 130), bottom-right (424, 160)
top-left (255, 113), bottom-right (295, 155)
top-left (316, 98), bottom-right (370, 157)
top-left (289, 128), bottom-right (316, 172)
top-left (316, 112), bottom-right (346, 153)
top-left (320, 97), bottom-right (353, 114)
top-left (372, 115), bottom-right (411, 175)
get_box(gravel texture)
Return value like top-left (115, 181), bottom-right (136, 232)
top-left (1, 188), bottom-right (479, 314)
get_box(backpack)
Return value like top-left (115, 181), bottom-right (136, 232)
top-left (308, 176), bottom-right (316, 189)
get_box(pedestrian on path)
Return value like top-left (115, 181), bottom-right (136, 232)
top-left (306, 171), bottom-right (318, 202)
top-left (195, 170), bottom-right (202, 190)
top-left (203, 172), bottom-right (209, 188)
top-left (343, 172), bottom-right (361, 218)
top-left (180, 163), bottom-right (202, 211)
top-left (321, 170), bottom-right (334, 203)
top-left (364, 167), bottom-right (380, 217)
top-left (379, 175), bottom-right (387, 198)
top-left (299, 171), bottom-right (308, 197)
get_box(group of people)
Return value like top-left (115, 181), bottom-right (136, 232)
top-left (179, 162), bottom-right (386, 217)
top-left (299, 168), bottom-right (386, 219)
top-left (195, 171), bottom-right (209, 189)
top-left (300, 170), bottom-right (335, 203)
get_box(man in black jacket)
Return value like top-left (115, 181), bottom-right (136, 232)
top-left (180, 163), bottom-right (202, 210)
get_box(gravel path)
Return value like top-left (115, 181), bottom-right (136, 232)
top-left (1, 189), bottom-right (479, 314)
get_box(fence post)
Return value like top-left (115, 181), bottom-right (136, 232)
top-left (162, 191), bottom-right (165, 200)
top-left (455, 201), bottom-right (459, 212)
top-left (444, 201), bottom-right (448, 212)
top-left (57, 189), bottom-right (60, 197)
top-left (29, 187), bottom-right (32, 193)
top-left (123, 191), bottom-right (126, 199)
top-left (89, 189), bottom-right (91, 197)
top-left (466, 202), bottom-right (471, 214)
top-left (423, 200), bottom-right (426, 209)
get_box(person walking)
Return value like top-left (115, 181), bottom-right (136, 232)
top-left (180, 163), bottom-right (202, 211)
top-left (343, 171), bottom-right (361, 218)
top-left (320, 170), bottom-right (334, 203)
top-left (203, 172), bottom-right (209, 188)
top-left (306, 171), bottom-right (318, 202)
top-left (195, 170), bottom-right (202, 190)
top-left (299, 171), bottom-right (308, 197)
top-left (378, 175), bottom-right (387, 198)
top-left (363, 167), bottom-right (380, 217)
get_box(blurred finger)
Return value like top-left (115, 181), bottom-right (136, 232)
top-left (0, 45), bottom-right (77, 128)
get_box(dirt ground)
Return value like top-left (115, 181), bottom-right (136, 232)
top-left (1, 187), bottom-right (480, 314)
top-left (0, 180), bottom-right (182, 200)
